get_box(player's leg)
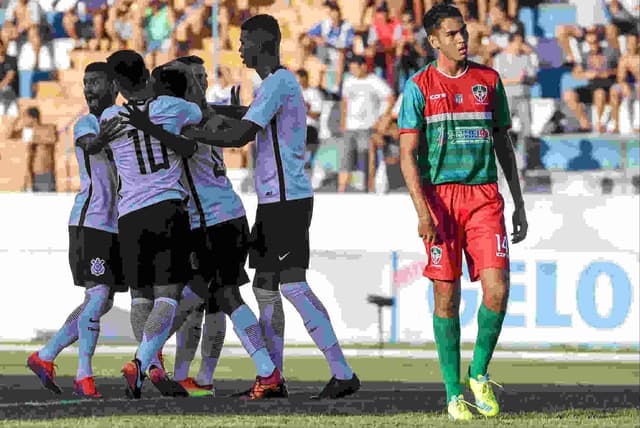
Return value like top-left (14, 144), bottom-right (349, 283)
top-left (252, 271), bottom-right (284, 373)
top-left (463, 183), bottom-right (511, 417)
top-left (173, 302), bottom-right (205, 382)
top-left (193, 305), bottom-right (226, 392)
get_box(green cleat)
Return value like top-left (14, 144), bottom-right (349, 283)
top-left (447, 394), bottom-right (474, 421)
top-left (467, 371), bottom-right (503, 417)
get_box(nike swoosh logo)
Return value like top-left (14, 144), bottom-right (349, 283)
top-left (88, 327), bottom-right (100, 332)
top-left (89, 318), bottom-right (100, 323)
top-left (278, 252), bottom-right (290, 261)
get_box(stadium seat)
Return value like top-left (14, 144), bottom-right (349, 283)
top-left (537, 3), bottom-right (576, 39)
top-left (18, 70), bottom-right (56, 98)
top-left (559, 70), bottom-right (588, 94)
top-left (530, 82), bottom-right (542, 98)
top-left (518, 7), bottom-right (537, 38)
top-left (536, 67), bottom-right (569, 99)
top-left (45, 12), bottom-right (69, 39)
top-left (536, 38), bottom-right (563, 68)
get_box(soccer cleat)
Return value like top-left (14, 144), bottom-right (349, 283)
top-left (311, 373), bottom-right (361, 399)
top-left (467, 370), bottom-right (503, 417)
top-left (122, 358), bottom-right (145, 399)
top-left (447, 394), bottom-right (474, 420)
top-left (230, 378), bottom-right (288, 398)
top-left (239, 368), bottom-right (282, 400)
top-left (148, 365), bottom-right (190, 397)
top-left (73, 376), bottom-right (103, 398)
top-left (27, 352), bottom-right (62, 394)
top-left (156, 350), bottom-right (165, 371)
top-left (177, 377), bottom-right (215, 397)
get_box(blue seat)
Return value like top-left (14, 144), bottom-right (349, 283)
top-left (0, 9), bottom-right (5, 28)
top-left (536, 67), bottom-right (570, 99)
top-left (18, 70), bottom-right (55, 98)
top-left (45, 12), bottom-right (68, 39)
top-left (518, 7), bottom-right (536, 38)
top-left (537, 3), bottom-right (577, 39)
top-left (560, 70), bottom-right (588, 94)
top-left (536, 38), bottom-right (564, 68)
top-left (530, 82), bottom-right (542, 98)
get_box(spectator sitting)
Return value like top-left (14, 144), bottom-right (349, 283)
top-left (492, 31), bottom-right (538, 148)
top-left (2, 0), bottom-right (47, 70)
top-left (393, 10), bottom-right (431, 93)
top-left (295, 68), bottom-right (324, 169)
top-left (365, 3), bottom-right (401, 88)
top-left (0, 39), bottom-right (19, 122)
top-left (304, 2), bottom-right (355, 95)
top-left (562, 27), bottom-right (620, 133)
top-left (484, 3), bottom-right (526, 65)
top-left (339, 55), bottom-right (394, 193)
top-left (144, 0), bottom-right (175, 67)
top-left (451, 0), bottom-right (490, 64)
top-left (206, 65), bottom-right (235, 105)
top-left (606, 0), bottom-right (640, 53)
top-left (62, 0), bottom-right (110, 50)
top-left (556, 0), bottom-right (610, 66)
top-left (106, 0), bottom-right (143, 51)
top-left (609, 32), bottom-right (640, 133)
top-left (9, 107), bottom-right (58, 192)
top-left (173, 0), bottom-right (207, 57)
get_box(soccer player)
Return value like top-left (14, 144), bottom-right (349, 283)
top-left (27, 62), bottom-right (126, 398)
top-left (98, 50), bottom-right (202, 399)
top-left (181, 14), bottom-right (360, 399)
top-left (397, 4), bottom-right (528, 420)
top-left (121, 56), bottom-right (284, 400)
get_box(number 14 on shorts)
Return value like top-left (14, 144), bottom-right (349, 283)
top-left (496, 234), bottom-right (508, 258)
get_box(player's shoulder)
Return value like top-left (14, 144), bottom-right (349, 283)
top-left (467, 61), bottom-right (501, 84)
top-left (73, 113), bottom-right (99, 136)
top-left (99, 104), bottom-right (122, 122)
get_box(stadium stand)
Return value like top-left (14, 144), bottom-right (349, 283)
top-left (0, 0), bottom-right (638, 193)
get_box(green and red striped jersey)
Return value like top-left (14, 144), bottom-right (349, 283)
top-left (398, 61), bottom-right (511, 185)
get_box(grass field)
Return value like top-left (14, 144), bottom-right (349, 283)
top-left (1, 410), bottom-right (639, 428)
top-left (1, 351), bottom-right (639, 384)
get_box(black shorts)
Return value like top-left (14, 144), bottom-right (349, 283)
top-left (576, 78), bottom-right (616, 104)
top-left (189, 216), bottom-right (251, 308)
top-left (118, 199), bottom-right (191, 289)
top-left (249, 197), bottom-right (313, 272)
top-left (68, 226), bottom-right (126, 291)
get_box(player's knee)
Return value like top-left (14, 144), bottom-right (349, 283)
top-left (280, 267), bottom-right (306, 284)
top-left (131, 287), bottom-right (153, 300)
top-left (252, 271), bottom-right (280, 291)
top-left (154, 284), bottom-right (182, 301)
top-left (213, 286), bottom-right (244, 316)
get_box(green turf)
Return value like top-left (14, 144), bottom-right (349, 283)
top-left (3, 351), bottom-right (638, 385)
top-left (1, 410), bottom-right (638, 428)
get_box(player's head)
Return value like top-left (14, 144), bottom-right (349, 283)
top-left (423, 3), bottom-right (468, 63)
top-left (83, 62), bottom-right (117, 116)
top-left (295, 69), bottom-right (309, 88)
top-left (348, 55), bottom-right (368, 79)
top-left (24, 107), bottom-right (40, 126)
top-left (151, 65), bottom-right (188, 99)
top-left (326, 2), bottom-right (341, 26)
top-left (175, 55), bottom-right (208, 104)
top-left (106, 50), bottom-right (150, 99)
top-left (240, 14), bottom-right (281, 69)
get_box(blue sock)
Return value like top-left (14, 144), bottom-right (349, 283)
top-left (174, 309), bottom-right (204, 381)
top-left (137, 297), bottom-right (177, 373)
top-left (230, 305), bottom-right (275, 378)
top-left (38, 300), bottom-right (86, 362)
top-left (76, 285), bottom-right (110, 380)
top-left (281, 282), bottom-right (353, 380)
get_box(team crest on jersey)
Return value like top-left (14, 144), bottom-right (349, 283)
top-left (472, 84), bottom-right (488, 104)
top-left (455, 94), bottom-right (463, 104)
top-left (430, 246), bottom-right (442, 266)
top-left (90, 258), bottom-right (106, 277)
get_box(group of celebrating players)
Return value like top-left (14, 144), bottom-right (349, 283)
top-left (26, 14), bottom-right (360, 402)
top-left (25, 2), bottom-right (530, 421)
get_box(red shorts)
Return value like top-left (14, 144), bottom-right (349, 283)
top-left (422, 183), bottom-right (509, 282)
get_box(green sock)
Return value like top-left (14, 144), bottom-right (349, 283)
top-left (433, 315), bottom-right (463, 402)
top-left (470, 304), bottom-right (506, 379)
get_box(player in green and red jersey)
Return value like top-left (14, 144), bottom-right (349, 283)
top-left (398, 3), bottom-right (528, 421)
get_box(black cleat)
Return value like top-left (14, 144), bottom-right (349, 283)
top-left (311, 373), bottom-right (361, 399)
top-left (122, 358), bottom-right (145, 399)
top-left (148, 365), bottom-right (190, 397)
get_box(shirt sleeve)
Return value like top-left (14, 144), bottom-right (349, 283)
top-left (243, 73), bottom-right (286, 129)
top-left (335, 22), bottom-right (354, 49)
top-left (73, 115), bottom-right (100, 142)
top-left (309, 89), bottom-right (323, 114)
top-left (493, 76), bottom-right (511, 129)
top-left (398, 79), bottom-right (425, 134)
top-left (178, 100), bottom-right (203, 128)
top-left (308, 22), bottom-right (322, 38)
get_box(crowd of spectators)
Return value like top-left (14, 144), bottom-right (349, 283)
top-left (0, 0), bottom-right (638, 192)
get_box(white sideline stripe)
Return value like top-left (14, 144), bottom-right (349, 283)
top-left (2, 345), bottom-right (638, 362)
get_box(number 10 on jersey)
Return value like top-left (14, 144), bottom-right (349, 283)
top-left (128, 129), bottom-right (170, 175)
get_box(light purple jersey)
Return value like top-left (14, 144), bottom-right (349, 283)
top-left (68, 113), bottom-right (119, 232)
top-left (100, 96), bottom-right (202, 217)
top-left (243, 68), bottom-right (313, 205)
top-left (182, 107), bottom-right (245, 229)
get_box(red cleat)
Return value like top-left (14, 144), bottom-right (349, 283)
top-left (27, 352), bottom-right (62, 394)
top-left (240, 368), bottom-right (283, 400)
top-left (73, 376), bottom-right (103, 398)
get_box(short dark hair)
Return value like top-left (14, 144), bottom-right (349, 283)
top-left (84, 61), bottom-right (112, 77)
top-left (26, 107), bottom-right (40, 120)
top-left (241, 14), bottom-right (281, 51)
top-left (106, 50), bottom-right (149, 92)
top-left (296, 69), bottom-right (308, 79)
top-left (152, 66), bottom-right (188, 98)
top-left (423, 3), bottom-right (464, 35)
top-left (176, 55), bottom-right (204, 65)
top-left (349, 55), bottom-right (366, 65)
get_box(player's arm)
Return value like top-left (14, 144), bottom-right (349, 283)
top-left (493, 77), bottom-right (528, 243)
top-left (183, 119), bottom-right (260, 148)
top-left (78, 117), bottom-right (126, 155)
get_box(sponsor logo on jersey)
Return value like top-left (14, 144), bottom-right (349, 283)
top-left (429, 93), bottom-right (447, 100)
top-left (430, 246), bottom-right (442, 266)
top-left (455, 94), bottom-right (463, 104)
top-left (90, 258), bottom-right (106, 277)
top-left (451, 127), bottom-right (491, 144)
top-left (472, 84), bottom-right (488, 104)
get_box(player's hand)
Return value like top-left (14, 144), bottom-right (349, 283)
top-left (418, 216), bottom-right (441, 244)
top-left (511, 205), bottom-right (528, 244)
top-left (230, 85), bottom-right (241, 106)
top-left (99, 116), bottom-right (127, 142)
top-left (119, 103), bottom-right (153, 134)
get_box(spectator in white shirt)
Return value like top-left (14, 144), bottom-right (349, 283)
top-left (206, 65), bottom-right (235, 105)
top-left (339, 55), bottom-right (394, 192)
top-left (296, 68), bottom-right (324, 169)
top-left (2, 0), bottom-right (46, 70)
